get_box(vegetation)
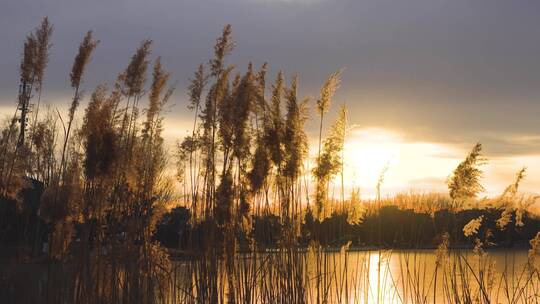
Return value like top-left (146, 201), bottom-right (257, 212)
top-left (1, 18), bottom-right (540, 303)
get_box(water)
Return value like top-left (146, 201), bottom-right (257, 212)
top-left (1, 249), bottom-right (537, 303)
top-left (169, 249), bottom-right (535, 303)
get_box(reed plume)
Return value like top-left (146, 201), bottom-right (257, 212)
top-left (316, 69), bottom-right (342, 158)
top-left (210, 24), bottom-right (234, 77)
top-left (60, 30), bottom-right (99, 177)
top-left (20, 34), bottom-right (36, 85)
top-left (447, 142), bottom-right (486, 209)
top-left (122, 40), bottom-right (152, 97)
top-left (33, 17), bottom-right (53, 92)
top-left (313, 104), bottom-right (347, 220)
top-left (70, 31), bottom-right (99, 90)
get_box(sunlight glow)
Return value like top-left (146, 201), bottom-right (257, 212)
top-left (344, 128), bottom-right (399, 187)
top-left (342, 127), bottom-right (461, 198)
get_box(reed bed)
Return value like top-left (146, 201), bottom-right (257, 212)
top-left (2, 18), bottom-right (540, 304)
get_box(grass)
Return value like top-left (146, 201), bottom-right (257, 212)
top-left (3, 19), bottom-right (540, 304)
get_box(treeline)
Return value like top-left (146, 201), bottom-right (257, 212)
top-left (154, 204), bottom-right (540, 250)
top-left (4, 190), bottom-right (539, 257)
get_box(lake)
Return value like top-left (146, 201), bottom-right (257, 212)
top-left (1, 249), bottom-right (537, 303)
top-left (166, 248), bottom-right (536, 304)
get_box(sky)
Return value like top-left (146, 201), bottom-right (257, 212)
top-left (1, 0), bottom-right (540, 197)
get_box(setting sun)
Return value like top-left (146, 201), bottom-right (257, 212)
top-left (340, 127), bottom-right (460, 198)
top-left (343, 128), bottom-right (399, 191)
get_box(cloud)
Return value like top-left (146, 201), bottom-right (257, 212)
top-left (2, 0), bottom-right (540, 194)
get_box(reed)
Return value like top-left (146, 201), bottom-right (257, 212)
top-left (4, 20), bottom-right (540, 304)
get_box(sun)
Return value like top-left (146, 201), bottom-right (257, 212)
top-left (343, 128), bottom-right (400, 193)
top-left (341, 127), bottom-right (460, 198)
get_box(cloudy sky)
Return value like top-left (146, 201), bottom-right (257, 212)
top-left (2, 0), bottom-right (540, 197)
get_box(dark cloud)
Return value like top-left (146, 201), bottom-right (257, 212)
top-left (2, 0), bottom-right (540, 158)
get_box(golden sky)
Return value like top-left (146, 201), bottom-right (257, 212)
top-left (159, 115), bottom-right (540, 199)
